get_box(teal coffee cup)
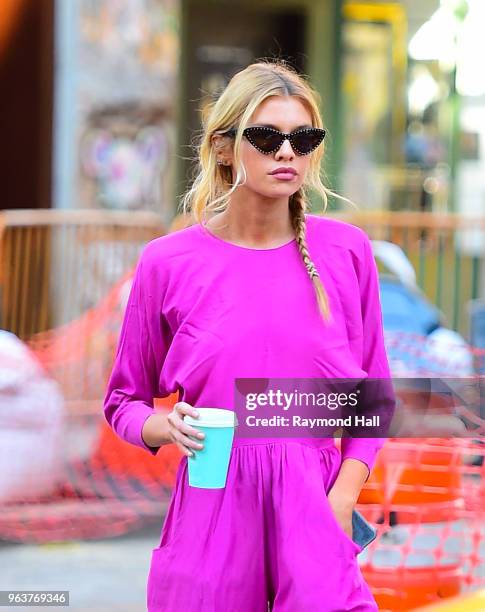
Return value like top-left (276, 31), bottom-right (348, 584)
top-left (184, 408), bottom-right (238, 489)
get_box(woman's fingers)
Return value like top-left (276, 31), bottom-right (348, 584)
top-left (177, 402), bottom-right (205, 438)
top-left (167, 402), bottom-right (205, 456)
top-left (174, 439), bottom-right (195, 457)
top-left (173, 402), bottom-right (206, 438)
top-left (174, 401), bottom-right (198, 418)
top-left (173, 428), bottom-right (205, 450)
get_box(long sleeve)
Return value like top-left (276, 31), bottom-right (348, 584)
top-left (103, 243), bottom-right (172, 455)
top-left (340, 231), bottom-right (396, 480)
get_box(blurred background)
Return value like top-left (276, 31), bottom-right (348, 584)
top-left (0, 0), bottom-right (484, 610)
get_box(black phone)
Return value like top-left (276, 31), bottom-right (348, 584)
top-left (352, 509), bottom-right (377, 550)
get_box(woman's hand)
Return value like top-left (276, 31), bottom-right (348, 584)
top-left (327, 487), bottom-right (354, 539)
top-left (166, 401), bottom-right (205, 457)
top-left (325, 457), bottom-right (368, 539)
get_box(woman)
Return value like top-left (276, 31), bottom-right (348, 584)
top-left (104, 59), bottom-right (394, 611)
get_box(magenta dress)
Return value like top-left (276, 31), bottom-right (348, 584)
top-left (104, 213), bottom-right (393, 611)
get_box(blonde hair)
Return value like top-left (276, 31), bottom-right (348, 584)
top-left (180, 58), bottom-right (355, 324)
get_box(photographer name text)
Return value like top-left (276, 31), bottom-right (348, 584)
top-left (245, 415), bottom-right (380, 428)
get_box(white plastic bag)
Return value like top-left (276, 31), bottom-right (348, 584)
top-left (0, 330), bottom-right (66, 504)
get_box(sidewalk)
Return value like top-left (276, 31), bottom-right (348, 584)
top-left (0, 525), bottom-right (161, 611)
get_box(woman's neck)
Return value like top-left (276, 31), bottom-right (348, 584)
top-left (205, 200), bottom-right (295, 249)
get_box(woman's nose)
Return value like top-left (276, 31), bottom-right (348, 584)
top-left (275, 138), bottom-right (295, 159)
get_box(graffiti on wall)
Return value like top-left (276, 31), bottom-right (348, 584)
top-left (81, 125), bottom-right (169, 210)
top-left (70, 0), bottom-right (180, 213)
top-left (78, 103), bottom-right (172, 211)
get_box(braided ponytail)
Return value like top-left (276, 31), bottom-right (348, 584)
top-left (289, 192), bottom-right (331, 323)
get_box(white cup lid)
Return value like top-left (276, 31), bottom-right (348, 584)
top-left (184, 408), bottom-right (238, 428)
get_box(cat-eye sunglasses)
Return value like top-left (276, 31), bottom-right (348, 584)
top-left (224, 126), bottom-right (326, 156)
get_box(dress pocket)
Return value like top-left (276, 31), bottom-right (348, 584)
top-left (147, 545), bottom-right (173, 609)
top-left (322, 494), bottom-right (363, 556)
top-left (318, 447), bottom-right (363, 556)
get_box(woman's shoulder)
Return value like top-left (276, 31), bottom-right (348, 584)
top-left (140, 223), bottom-right (201, 262)
top-left (305, 212), bottom-right (368, 250)
top-left (133, 223), bottom-right (204, 286)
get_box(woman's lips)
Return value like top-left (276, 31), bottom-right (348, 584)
top-left (270, 171), bottom-right (297, 181)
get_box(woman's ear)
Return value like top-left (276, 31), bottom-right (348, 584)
top-left (211, 134), bottom-right (233, 166)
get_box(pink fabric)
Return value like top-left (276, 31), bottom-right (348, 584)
top-left (104, 213), bottom-right (393, 476)
top-left (103, 213), bottom-right (395, 610)
top-left (147, 442), bottom-right (377, 611)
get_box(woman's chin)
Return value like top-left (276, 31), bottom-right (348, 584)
top-left (257, 186), bottom-right (301, 200)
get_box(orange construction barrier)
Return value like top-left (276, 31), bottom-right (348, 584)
top-left (358, 438), bottom-right (464, 524)
top-left (92, 393), bottom-right (183, 485)
top-left (412, 587), bottom-right (485, 610)
top-left (362, 565), bottom-right (462, 611)
top-left (354, 438), bottom-right (477, 610)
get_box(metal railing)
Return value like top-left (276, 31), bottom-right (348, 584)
top-left (329, 210), bottom-right (485, 336)
top-left (0, 209), bottom-right (166, 339)
top-left (1, 209), bottom-right (483, 340)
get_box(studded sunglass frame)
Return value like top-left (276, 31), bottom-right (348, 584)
top-left (224, 126), bottom-right (326, 156)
